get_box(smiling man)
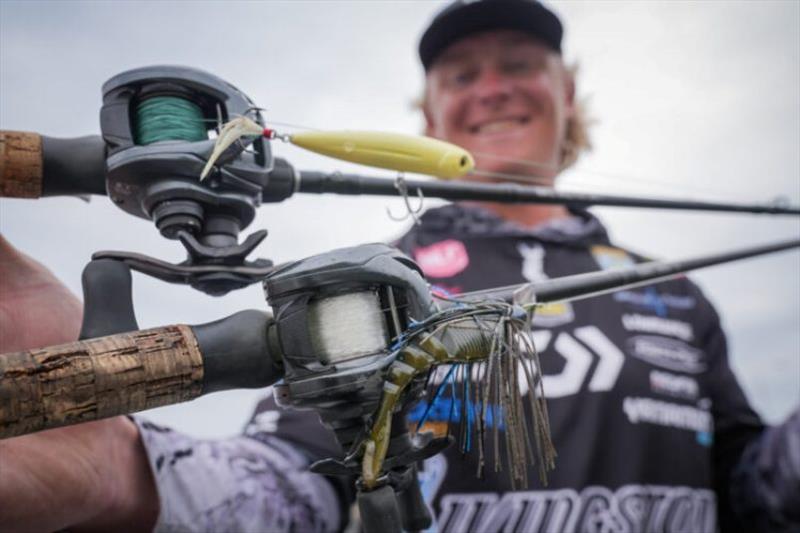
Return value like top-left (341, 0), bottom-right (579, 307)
top-left (386, 1), bottom-right (798, 531)
top-left (251, 1), bottom-right (796, 531)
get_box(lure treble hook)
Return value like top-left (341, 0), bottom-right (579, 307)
top-left (386, 174), bottom-right (424, 225)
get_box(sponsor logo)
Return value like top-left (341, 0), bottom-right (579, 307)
top-left (539, 326), bottom-right (625, 398)
top-left (435, 485), bottom-right (716, 533)
top-left (532, 302), bottom-right (574, 328)
top-left (623, 396), bottom-right (711, 433)
top-left (626, 335), bottom-right (706, 373)
top-left (622, 313), bottom-right (694, 342)
top-left (414, 239), bottom-right (469, 278)
top-left (650, 370), bottom-right (699, 399)
top-left (591, 245), bottom-right (635, 270)
top-left (614, 288), bottom-right (696, 317)
top-left (517, 242), bottom-right (548, 283)
top-left (518, 242), bottom-right (574, 327)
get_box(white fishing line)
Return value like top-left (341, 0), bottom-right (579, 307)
top-left (308, 291), bottom-right (388, 363)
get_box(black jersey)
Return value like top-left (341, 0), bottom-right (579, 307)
top-left (251, 204), bottom-right (764, 532)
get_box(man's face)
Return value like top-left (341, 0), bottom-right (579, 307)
top-left (424, 30), bottom-right (574, 183)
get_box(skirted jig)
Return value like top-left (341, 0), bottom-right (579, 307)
top-left (353, 300), bottom-right (556, 490)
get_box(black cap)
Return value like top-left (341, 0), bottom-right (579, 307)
top-left (419, 0), bottom-right (563, 71)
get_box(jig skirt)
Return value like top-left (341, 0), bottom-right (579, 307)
top-left (357, 300), bottom-right (556, 489)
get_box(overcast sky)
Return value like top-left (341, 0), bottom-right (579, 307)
top-left (1, 0), bottom-right (798, 435)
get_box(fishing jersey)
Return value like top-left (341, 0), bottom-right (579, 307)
top-left (246, 204), bottom-right (766, 533)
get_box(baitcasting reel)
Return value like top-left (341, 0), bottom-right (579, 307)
top-left (96, 65), bottom-right (296, 295)
top-left (266, 243), bottom-right (450, 531)
top-left (65, 242), bottom-right (449, 532)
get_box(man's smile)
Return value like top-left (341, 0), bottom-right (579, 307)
top-left (467, 115), bottom-right (532, 136)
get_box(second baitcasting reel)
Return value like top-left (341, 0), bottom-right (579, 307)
top-left (96, 65), bottom-right (294, 295)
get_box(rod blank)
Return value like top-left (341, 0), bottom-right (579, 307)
top-left (459, 238), bottom-right (800, 305)
top-left (297, 170), bottom-right (800, 216)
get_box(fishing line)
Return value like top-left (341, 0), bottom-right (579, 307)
top-left (134, 96), bottom-right (208, 145)
top-left (470, 150), bottom-right (750, 200)
top-left (264, 117), bottom-right (778, 202)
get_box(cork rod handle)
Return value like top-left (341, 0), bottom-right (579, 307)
top-left (0, 130), bottom-right (43, 198)
top-left (0, 325), bottom-right (204, 439)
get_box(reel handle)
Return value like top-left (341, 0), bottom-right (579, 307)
top-left (0, 130), bottom-right (106, 198)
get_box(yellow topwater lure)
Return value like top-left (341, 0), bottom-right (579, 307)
top-left (200, 116), bottom-right (474, 180)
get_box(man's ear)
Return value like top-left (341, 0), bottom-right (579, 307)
top-left (420, 83), bottom-right (438, 137)
top-left (423, 98), bottom-right (436, 137)
top-left (563, 64), bottom-right (577, 117)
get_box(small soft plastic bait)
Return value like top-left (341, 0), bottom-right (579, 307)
top-left (200, 116), bottom-right (264, 180)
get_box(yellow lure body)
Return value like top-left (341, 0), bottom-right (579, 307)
top-left (290, 130), bottom-right (474, 179)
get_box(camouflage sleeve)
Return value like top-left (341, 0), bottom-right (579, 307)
top-left (132, 416), bottom-right (342, 533)
top-left (730, 408), bottom-right (800, 530)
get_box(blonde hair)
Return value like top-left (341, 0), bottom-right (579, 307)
top-left (560, 63), bottom-right (593, 171)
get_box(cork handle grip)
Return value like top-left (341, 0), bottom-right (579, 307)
top-left (0, 131), bottom-right (43, 198)
top-left (0, 325), bottom-right (204, 439)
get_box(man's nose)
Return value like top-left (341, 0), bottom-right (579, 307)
top-left (473, 68), bottom-right (513, 106)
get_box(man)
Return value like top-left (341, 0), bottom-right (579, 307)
top-left (1, 1), bottom-right (797, 532)
top-left (254, 2), bottom-right (797, 531)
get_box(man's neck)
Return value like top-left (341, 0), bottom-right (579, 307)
top-left (466, 202), bottom-right (572, 228)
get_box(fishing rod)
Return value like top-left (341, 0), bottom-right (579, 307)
top-left (7, 236), bottom-right (796, 438)
top-left (293, 168), bottom-right (800, 215)
top-left (459, 237), bottom-right (800, 306)
top-left (0, 237), bottom-right (798, 532)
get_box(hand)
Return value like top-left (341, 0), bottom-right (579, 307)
top-left (0, 235), bottom-right (158, 531)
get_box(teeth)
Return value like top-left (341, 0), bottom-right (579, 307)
top-left (475, 118), bottom-right (526, 134)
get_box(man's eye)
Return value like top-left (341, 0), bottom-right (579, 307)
top-left (446, 69), bottom-right (477, 88)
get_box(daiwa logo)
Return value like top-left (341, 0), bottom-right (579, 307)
top-left (531, 326), bottom-right (625, 398)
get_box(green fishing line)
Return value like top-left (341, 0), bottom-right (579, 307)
top-left (134, 96), bottom-right (207, 145)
